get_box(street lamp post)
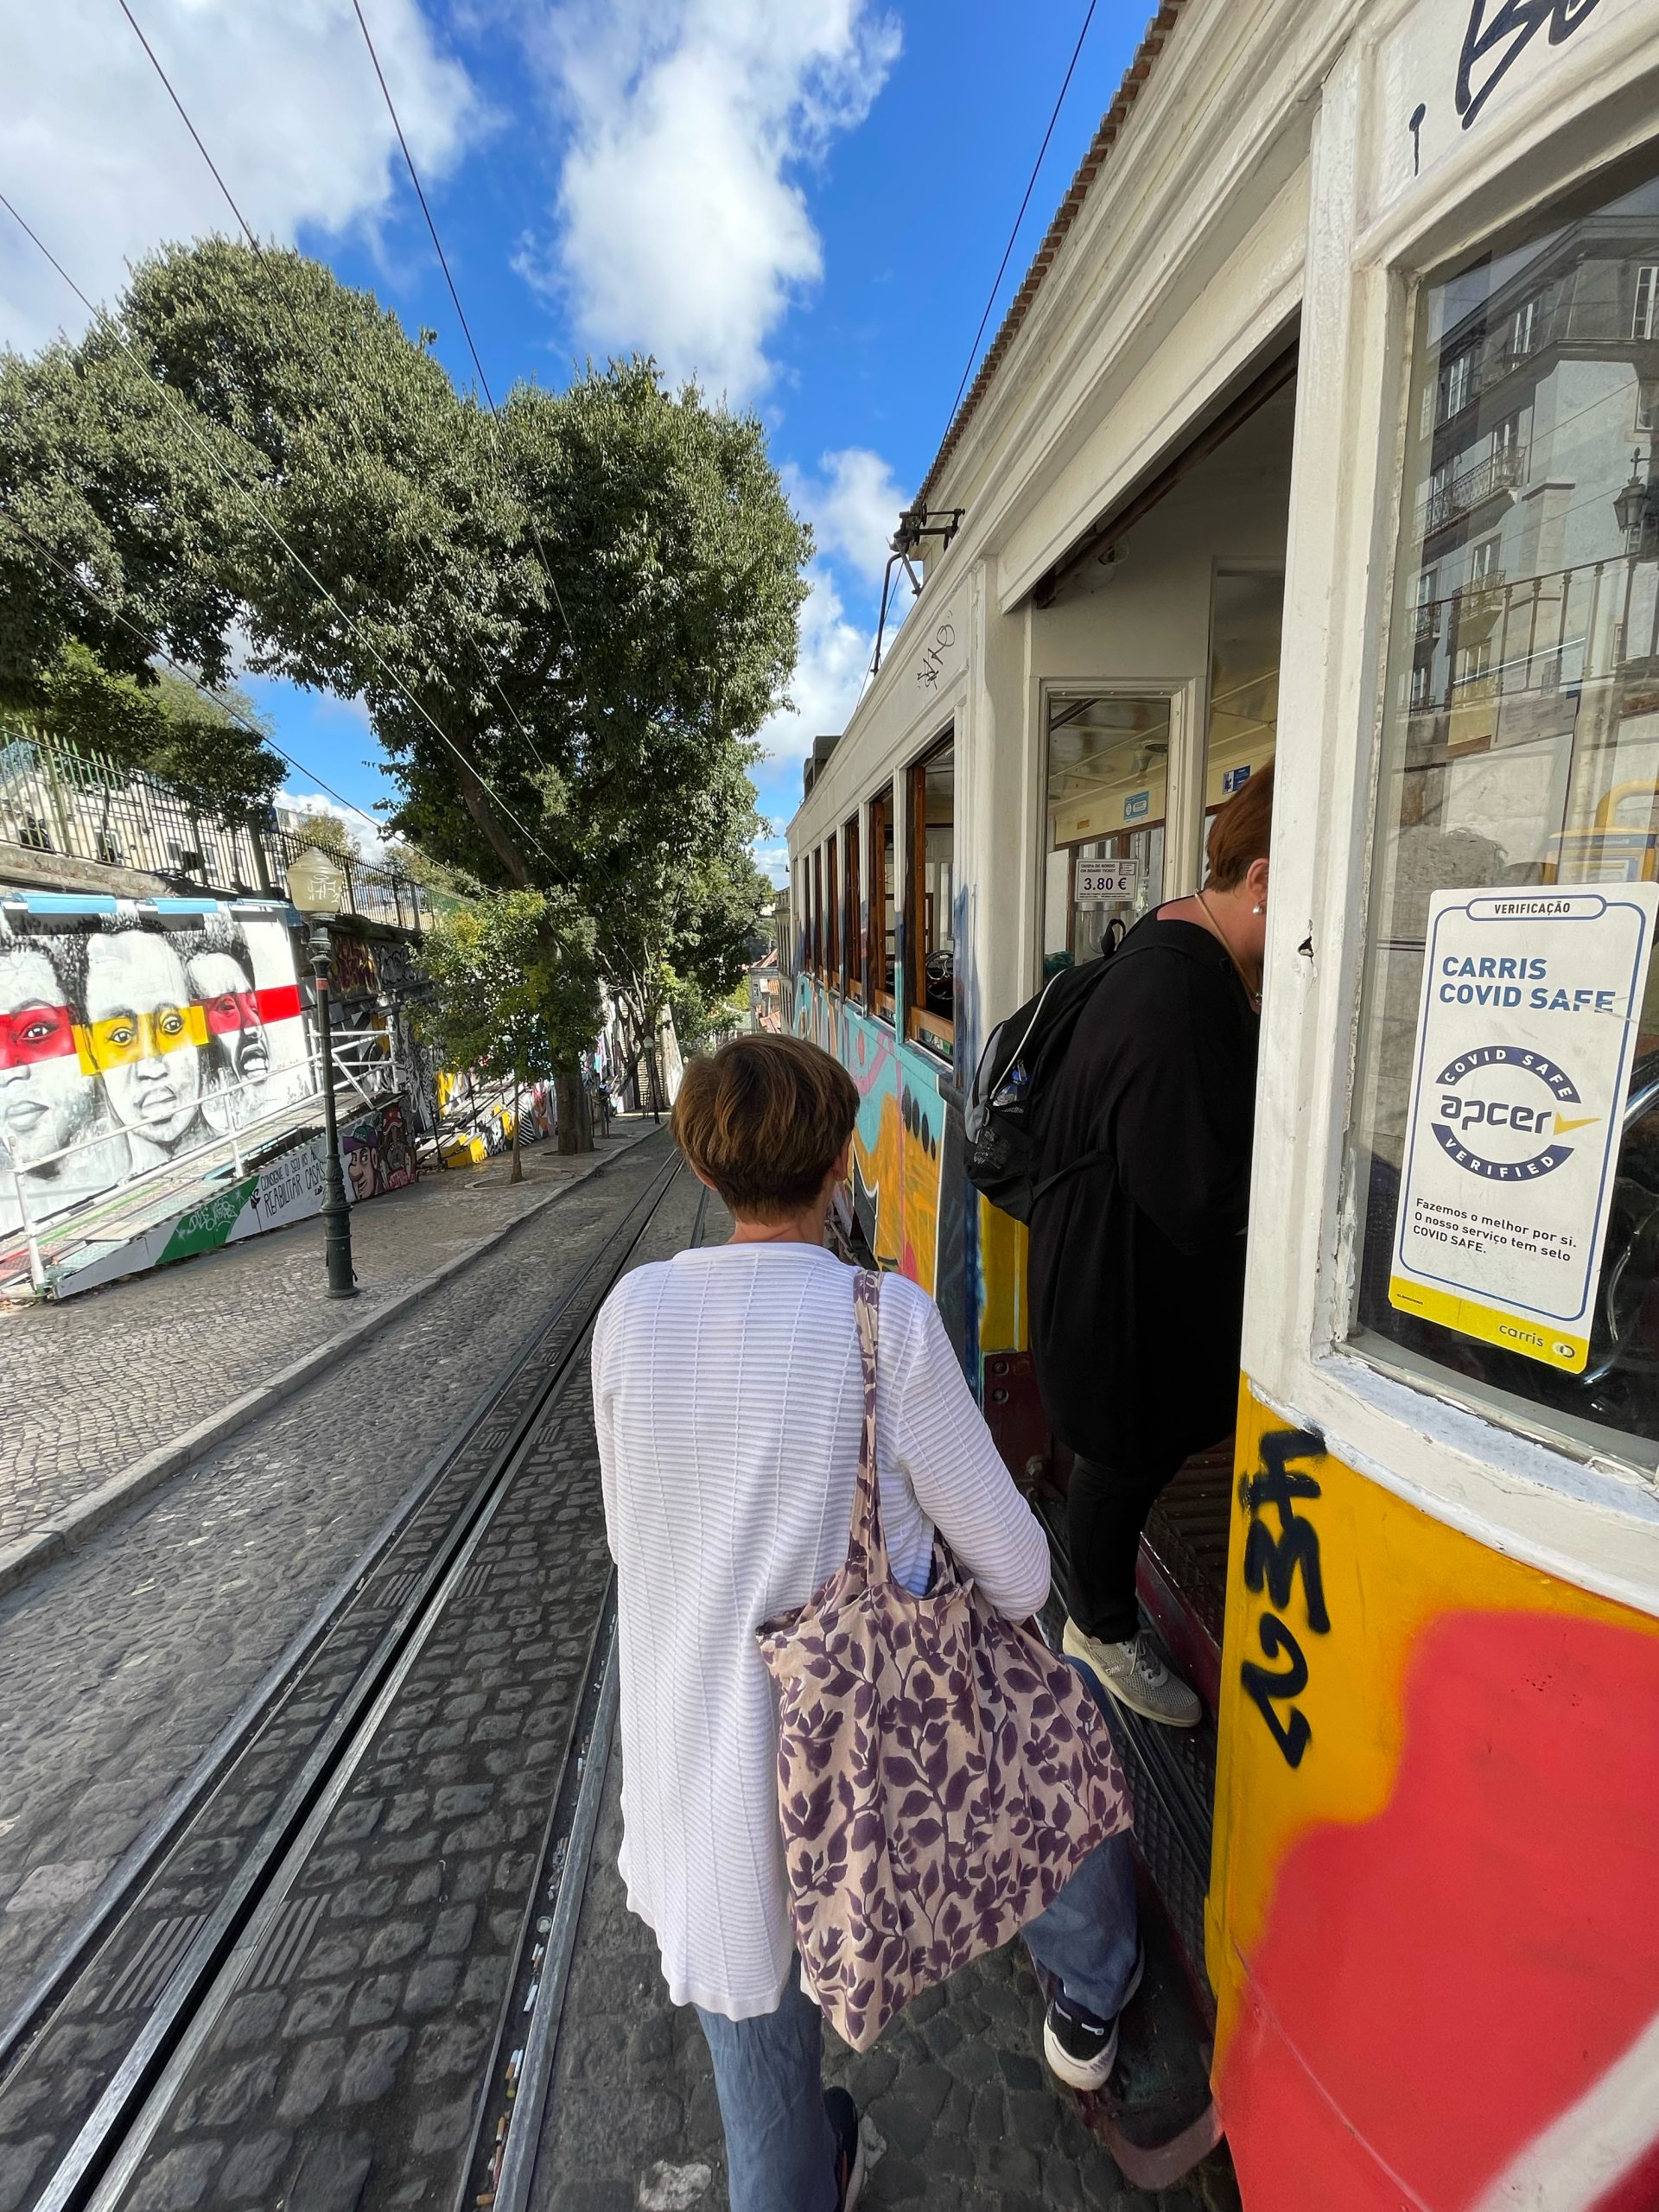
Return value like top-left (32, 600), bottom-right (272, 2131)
top-left (288, 846), bottom-right (359, 1300)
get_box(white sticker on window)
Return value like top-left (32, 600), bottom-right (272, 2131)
top-left (1389, 887), bottom-right (1659, 1370)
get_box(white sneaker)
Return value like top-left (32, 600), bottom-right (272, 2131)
top-left (1041, 1949), bottom-right (1145, 2092)
top-left (1064, 1620), bottom-right (1202, 1728)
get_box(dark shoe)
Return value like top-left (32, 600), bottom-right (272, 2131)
top-left (1041, 1948), bottom-right (1146, 2093)
top-left (825, 2086), bottom-right (865, 2211)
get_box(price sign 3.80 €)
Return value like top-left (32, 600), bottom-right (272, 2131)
top-left (1389, 887), bottom-right (1659, 1371)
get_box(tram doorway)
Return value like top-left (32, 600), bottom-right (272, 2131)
top-left (1028, 363), bottom-right (1297, 1999)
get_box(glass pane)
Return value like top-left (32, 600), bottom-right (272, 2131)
top-left (1349, 156), bottom-right (1659, 1459)
top-left (908, 740), bottom-right (956, 1056)
top-left (1205, 568), bottom-right (1282, 818)
top-left (1045, 696), bottom-right (1169, 973)
top-left (872, 785), bottom-right (896, 1007)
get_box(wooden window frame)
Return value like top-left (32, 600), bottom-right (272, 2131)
top-left (843, 810), bottom-right (864, 1002)
top-left (868, 785), bottom-right (896, 1021)
top-left (811, 844), bottom-right (823, 979)
top-left (825, 834), bottom-right (840, 989)
top-left (906, 736), bottom-right (956, 1058)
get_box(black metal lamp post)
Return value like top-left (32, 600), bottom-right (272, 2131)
top-left (289, 846), bottom-right (358, 1300)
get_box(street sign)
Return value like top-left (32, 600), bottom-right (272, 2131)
top-left (1076, 858), bottom-right (1141, 904)
top-left (1123, 791), bottom-right (1151, 822)
top-left (1222, 764), bottom-right (1252, 796)
top-left (1389, 887), bottom-right (1659, 1371)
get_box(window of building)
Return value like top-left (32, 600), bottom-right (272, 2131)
top-left (1635, 264), bottom-right (1659, 340)
top-left (1441, 348), bottom-right (1472, 421)
top-left (843, 812), bottom-right (863, 1001)
top-left (1045, 696), bottom-right (1167, 971)
top-left (868, 784), bottom-right (897, 1019)
top-left (906, 734), bottom-right (955, 1058)
top-left (1348, 155), bottom-right (1659, 1466)
top-left (1510, 297), bottom-right (1537, 358)
top-left (824, 835), bottom-right (840, 988)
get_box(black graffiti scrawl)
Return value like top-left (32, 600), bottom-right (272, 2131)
top-left (1239, 1427), bottom-right (1330, 1770)
top-left (1457, 0), bottom-right (1605, 131)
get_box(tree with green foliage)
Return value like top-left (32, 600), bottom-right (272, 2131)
top-left (416, 890), bottom-right (597, 1177)
top-left (0, 239), bottom-right (804, 1134)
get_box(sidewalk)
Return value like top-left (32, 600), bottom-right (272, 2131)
top-left (0, 1123), bottom-right (655, 1556)
top-left (530, 1737), bottom-right (1241, 2212)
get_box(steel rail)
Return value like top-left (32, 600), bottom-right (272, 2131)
top-left (5, 1139), bottom-right (684, 2210)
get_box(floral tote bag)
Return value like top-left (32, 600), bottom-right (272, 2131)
top-left (756, 1268), bottom-right (1132, 2052)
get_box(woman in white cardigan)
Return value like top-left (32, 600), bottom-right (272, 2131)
top-left (592, 1034), bottom-right (1141, 2212)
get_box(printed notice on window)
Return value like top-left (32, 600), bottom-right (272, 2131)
top-left (1389, 888), bottom-right (1659, 1372)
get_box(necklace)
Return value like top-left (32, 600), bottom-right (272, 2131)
top-left (1195, 890), bottom-right (1262, 1013)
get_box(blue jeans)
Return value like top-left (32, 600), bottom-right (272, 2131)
top-left (696, 1971), bottom-right (837, 2212)
top-left (695, 1833), bottom-right (1138, 2212)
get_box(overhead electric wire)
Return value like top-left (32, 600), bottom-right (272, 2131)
top-left (0, 510), bottom-right (396, 855)
top-left (111, 0), bottom-right (554, 781)
top-left (944, 0), bottom-right (1099, 431)
top-left (0, 186), bottom-right (556, 874)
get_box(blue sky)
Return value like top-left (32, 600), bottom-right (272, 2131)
top-left (1, 0), bottom-right (1152, 880)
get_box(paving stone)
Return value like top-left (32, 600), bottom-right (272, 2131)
top-left (276, 2035), bottom-right (347, 2125)
top-left (429, 1903), bottom-right (476, 1955)
top-left (219, 2129), bottom-right (292, 2202)
top-left (124, 2140), bottom-right (223, 2210)
top-left (346, 1973), bottom-right (404, 2028)
top-left (404, 1957), bottom-right (462, 2014)
top-left (0, 2137), bottom-right (51, 2212)
top-left (3, 1859), bottom-right (111, 1912)
top-left (283, 1983), bottom-right (350, 2037)
top-left (338, 2026), bottom-right (410, 2106)
top-left (289, 2127), bottom-right (373, 2212)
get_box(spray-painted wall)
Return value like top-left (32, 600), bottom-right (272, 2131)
top-left (1, 892), bottom-right (315, 1253)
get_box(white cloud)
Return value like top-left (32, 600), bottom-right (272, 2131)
top-left (0, 0), bottom-right (479, 351)
top-left (277, 786), bottom-right (387, 862)
top-left (752, 836), bottom-right (790, 889)
top-left (517, 0), bottom-right (899, 398)
top-left (785, 446), bottom-right (907, 586)
top-left (755, 566), bottom-right (870, 767)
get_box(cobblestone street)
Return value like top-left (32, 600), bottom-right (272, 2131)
top-left (0, 1124), bottom-right (654, 1552)
top-left (0, 1129), bottom-right (680, 2025)
top-left (532, 1742), bottom-right (1240, 2212)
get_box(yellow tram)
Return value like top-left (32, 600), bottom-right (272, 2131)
top-left (786, 3), bottom-right (1659, 2203)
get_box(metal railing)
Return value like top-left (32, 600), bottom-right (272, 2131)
top-left (1419, 444), bottom-right (1529, 537)
top-left (1402, 551), bottom-right (1659, 718)
top-left (0, 728), bottom-right (431, 931)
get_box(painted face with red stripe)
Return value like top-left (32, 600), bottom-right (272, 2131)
top-left (187, 950), bottom-right (269, 1087)
top-left (84, 931), bottom-right (205, 1158)
top-left (0, 946), bottom-right (97, 1170)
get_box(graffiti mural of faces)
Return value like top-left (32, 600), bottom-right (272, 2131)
top-left (0, 902), bottom-right (313, 1241)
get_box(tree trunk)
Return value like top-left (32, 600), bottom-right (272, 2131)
top-left (510, 1076), bottom-right (524, 1183)
top-left (555, 1067), bottom-right (589, 1154)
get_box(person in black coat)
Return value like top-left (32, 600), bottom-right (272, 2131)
top-left (1027, 766), bottom-right (1272, 1726)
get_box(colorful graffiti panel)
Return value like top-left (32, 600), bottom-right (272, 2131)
top-left (1213, 1388), bottom-right (1659, 2212)
top-left (1, 894), bottom-right (314, 1248)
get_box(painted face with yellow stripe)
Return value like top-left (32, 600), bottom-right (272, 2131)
top-left (83, 931), bottom-right (206, 1154)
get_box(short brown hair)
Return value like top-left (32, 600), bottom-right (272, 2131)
top-left (1205, 759), bottom-right (1275, 891)
top-left (672, 1033), bottom-right (858, 1221)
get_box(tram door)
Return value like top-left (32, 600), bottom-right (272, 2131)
top-left (1043, 696), bottom-right (1172, 973)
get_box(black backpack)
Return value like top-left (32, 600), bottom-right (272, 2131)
top-left (963, 952), bottom-right (1118, 1224)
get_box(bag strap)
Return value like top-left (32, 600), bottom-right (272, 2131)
top-left (845, 1269), bottom-right (891, 1588)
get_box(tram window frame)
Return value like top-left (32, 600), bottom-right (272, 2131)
top-left (869, 784), bottom-right (897, 1021)
top-left (1341, 145), bottom-right (1659, 1475)
top-left (811, 844), bottom-right (823, 981)
top-left (906, 731), bottom-right (956, 1062)
top-left (825, 834), bottom-right (840, 992)
top-left (844, 811), bottom-right (864, 1002)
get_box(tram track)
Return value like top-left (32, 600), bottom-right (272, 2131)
top-left (0, 1136), bottom-right (701, 2212)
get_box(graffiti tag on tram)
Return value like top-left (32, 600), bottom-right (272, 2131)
top-left (1238, 1427), bottom-right (1329, 1770)
top-left (915, 621), bottom-right (956, 692)
top-left (1456, 0), bottom-right (1605, 130)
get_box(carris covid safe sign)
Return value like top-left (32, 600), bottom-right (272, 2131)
top-left (1389, 887), bottom-right (1659, 1371)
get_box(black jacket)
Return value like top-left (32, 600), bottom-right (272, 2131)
top-left (1027, 918), bottom-right (1259, 1466)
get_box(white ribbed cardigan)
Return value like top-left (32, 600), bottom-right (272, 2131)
top-left (591, 1241), bottom-right (1052, 2021)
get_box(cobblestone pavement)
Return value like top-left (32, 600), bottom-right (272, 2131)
top-left (0, 1131), bottom-right (681, 2026)
top-left (531, 1744), bottom-right (1241, 2212)
top-left (0, 1123), bottom-right (656, 1548)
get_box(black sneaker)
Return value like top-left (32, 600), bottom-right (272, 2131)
top-left (824, 2086), bottom-right (865, 2211)
top-left (1041, 1948), bottom-right (1145, 2093)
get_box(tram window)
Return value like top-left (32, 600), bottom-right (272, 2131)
top-left (1045, 696), bottom-right (1168, 972)
top-left (825, 834), bottom-right (840, 990)
top-left (811, 844), bottom-right (823, 979)
top-left (869, 784), bottom-right (897, 1019)
top-left (1205, 568), bottom-right (1281, 832)
top-left (1349, 151), bottom-right (1659, 1465)
top-left (844, 813), bottom-right (864, 1001)
top-left (906, 734), bottom-right (956, 1059)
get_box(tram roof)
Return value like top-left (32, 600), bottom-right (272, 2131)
top-left (914, 0), bottom-right (1192, 513)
